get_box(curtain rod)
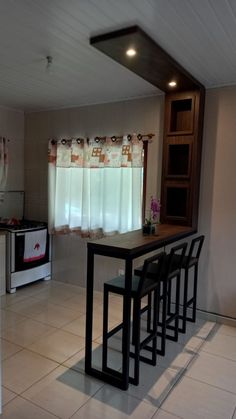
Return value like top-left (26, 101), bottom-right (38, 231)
top-left (94, 133), bottom-right (155, 142)
top-left (51, 133), bottom-right (155, 145)
top-left (0, 137), bottom-right (10, 142)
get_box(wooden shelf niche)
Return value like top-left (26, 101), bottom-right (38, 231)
top-left (161, 90), bottom-right (205, 227)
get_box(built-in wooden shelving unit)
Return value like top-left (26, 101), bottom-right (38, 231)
top-left (90, 26), bottom-right (205, 229)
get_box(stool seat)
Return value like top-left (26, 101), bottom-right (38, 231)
top-left (105, 275), bottom-right (158, 297)
top-left (134, 254), bottom-right (181, 280)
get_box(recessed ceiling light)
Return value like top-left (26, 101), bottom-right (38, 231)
top-left (168, 80), bottom-right (177, 87)
top-left (126, 48), bottom-right (136, 57)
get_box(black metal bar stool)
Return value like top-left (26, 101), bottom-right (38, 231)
top-left (134, 242), bottom-right (187, 356)
top-left (167, 235), bottom-right (205, 333)
top-left (102, 252), bottom-right (165, 386)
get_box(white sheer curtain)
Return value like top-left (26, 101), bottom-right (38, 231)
top-left (48, 136), bottom-right (143, 237)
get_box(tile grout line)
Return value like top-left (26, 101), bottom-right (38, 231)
top-left (184, 375), bottom-right (236, 397)
top-left (67, 382), bottom-right (106, 419)
top-left (197, 346), bottom-right (236, 363)
top-left (150, 406), bottom-right (183, 419)
top-left (155, 321), bottom-right (218, 409)
top-left (1, 387), bottom-right (18, 409)
top-left (17, 394), bottom-right (60, 418)
top-left (231, 404), bottom-right (236, 419)
top-left (200, 348), bottom-right (236, 363)
top-left (3, 359), bottom-right (61, 397)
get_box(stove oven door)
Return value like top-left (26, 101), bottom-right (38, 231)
top-left (13, 228), bottom-right (50, 272)
top-left (7, 228), bottom-right (51, 293)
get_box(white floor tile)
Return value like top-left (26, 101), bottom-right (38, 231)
top-left (95, 300), bottom-right (123, 322)
top-left (57, 293), bottom-right (101, 313)
top-left (127, 363), bottom-right (182, 408)
top-left (71, 385), bottom-right (157, 419)
top-left (157, 340), bottom-right (195, 372)
top-left (5, 297), bottom-right (48, 317)
top-left (33, 287), bottom-right (77, 306)
top-left (1, 339), bottom-right (22, 361)
top-left (0, 293), bottom-right (30, 309)
top-left (213, 324), bottom-right (236, 338)
top-left (62, 312), bottom-right (118, 341)
top-left (1, 396), bottom-right (58, 418)
top-left (202, 332), bottom-right (236, 361)
top-left (0, 309), bottom-right (28, 333)
top-left (3, 349), bottom-right (58, 394)
top-left (63, 342), bottom-right (100, 372)
top-left (186, 350), bottom-right (236, 394)
top-left (55, 294), bottom-right (87, 313)
top-left (152, 409), bottom-right (181, 418)
top-left (32, 302), bottom-right (82, 328)
top-left (162, 376), bottom-right (236, 419)
top-left (1, 318), bottom-right (56, 347)
top-left (63, 343), bottom-right (122, 374)
top-left (28, 329), bottom-right (85, 363)
top-left (2, 387), bottom-right (17, 406)
top-left (22, 365), bottom-right (103, 419)
top-left (177, 320), bottom-right (216, 350)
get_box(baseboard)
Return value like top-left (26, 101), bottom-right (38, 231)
top-left (196, 308), bottom-right (236, 327)
top-left (170, 302), bottom-right (236, 328)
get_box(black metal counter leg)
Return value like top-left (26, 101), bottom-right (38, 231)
top-left (85, 248), bottom-right (94, 373)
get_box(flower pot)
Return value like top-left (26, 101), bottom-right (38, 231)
top-left (142, 224), bottom-right (155, 235)
top-left (154, 223), bottom-right (159, 235)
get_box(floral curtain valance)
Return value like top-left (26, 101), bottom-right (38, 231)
top-left (48, 135), bottom-right (143, 169)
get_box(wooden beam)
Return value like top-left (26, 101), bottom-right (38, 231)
top-left (90, 26), bottom-right (204, 93)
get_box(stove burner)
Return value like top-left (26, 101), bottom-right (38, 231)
top-left (0, 220), bottom-right (47, 232)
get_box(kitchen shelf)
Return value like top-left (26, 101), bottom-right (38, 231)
top-left (167, 95), bottom-right (195, 136)
top-left (167, 143), bottom-right (191, 177)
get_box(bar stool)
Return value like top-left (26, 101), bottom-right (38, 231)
top-left (167, 235), bottom-right (205, 333)
top-left (134, 242), bottom-right (187, 356)
top-left (102, 252), bottom-right (165, 386)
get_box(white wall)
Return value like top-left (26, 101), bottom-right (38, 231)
top-left (25, 95), bottom-right (164, 289)
top-left (0, 106), bottom-right (24, 192)
top-left (197, 86), bottom-right (236, 318)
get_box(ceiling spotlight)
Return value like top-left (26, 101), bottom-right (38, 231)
top-left (126, 48), bottom-right (136, 57)
top-left (46, 55), bottom-right (53, 74)
top-left (168, 80), bottom-right (177, 87)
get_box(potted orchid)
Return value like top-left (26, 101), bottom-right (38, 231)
top-left (143, 196), bottom-right (161, 235)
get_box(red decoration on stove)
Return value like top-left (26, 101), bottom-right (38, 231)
top-left (34, 243), bottom-right (40, 250)
top-left (7, 218), bottom-right (21, 225)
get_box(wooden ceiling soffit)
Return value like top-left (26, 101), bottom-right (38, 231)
top-left (90, 26), bottom-right (204, 93)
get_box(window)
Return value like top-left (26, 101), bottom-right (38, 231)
top-left (48, 136), bottom-right (146, 237)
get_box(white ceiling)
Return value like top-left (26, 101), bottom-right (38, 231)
top-left (0, 0), bottom-right (236, 112)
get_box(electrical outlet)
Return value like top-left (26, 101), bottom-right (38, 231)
top-left (118, 269), bottom-right (124, 276)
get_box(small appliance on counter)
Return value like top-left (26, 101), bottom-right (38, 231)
top-left (0, 191), bottom-right (51, 293)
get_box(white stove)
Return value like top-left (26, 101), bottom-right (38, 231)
top-left (0, 192), bottom-right (51, 293)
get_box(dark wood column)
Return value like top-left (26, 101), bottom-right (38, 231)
top-left (160, 89), bottom-right (205, 227)
top-left (90, 25), bottom-right (205, 229)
